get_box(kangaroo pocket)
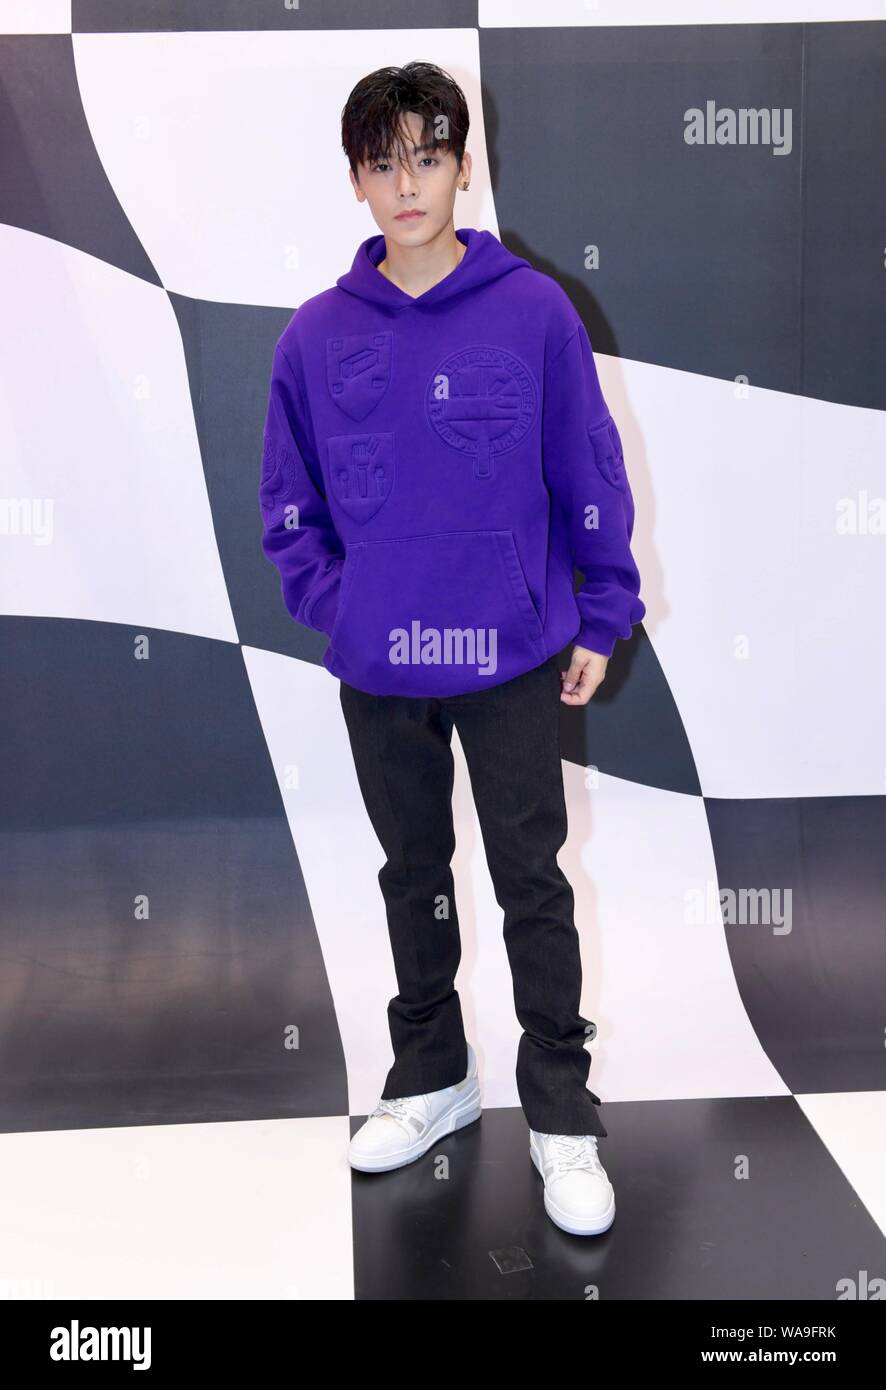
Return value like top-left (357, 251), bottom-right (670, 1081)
top-left (326, 529), bottom-right (548, 693)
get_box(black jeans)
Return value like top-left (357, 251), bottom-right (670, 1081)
top-left (338, 654), bottom-right (606, 1137)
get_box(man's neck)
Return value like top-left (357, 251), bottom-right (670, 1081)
top-left (376, 224), bottom-right (466, 300)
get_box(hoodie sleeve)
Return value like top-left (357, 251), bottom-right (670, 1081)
top-left (259, 340), bottom-right (344, 636)
top-left (542, 319), bottom-right (646, 658)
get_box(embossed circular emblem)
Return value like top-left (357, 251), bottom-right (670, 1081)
top-left (426, 345), bottom-right (538, 480)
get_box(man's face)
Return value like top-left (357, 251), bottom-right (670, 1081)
top-left (349, 109), bottom-right (467, 248)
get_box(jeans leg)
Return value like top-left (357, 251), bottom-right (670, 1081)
top-left (338, 681), bottom-right (468, 1098)
top-left (446, 657), bottom-right (606, 1137)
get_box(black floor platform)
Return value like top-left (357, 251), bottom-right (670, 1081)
top-left (350, 1097), bottom-right (886, 1300)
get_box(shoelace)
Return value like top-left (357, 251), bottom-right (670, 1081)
top-left (370, 1053), bottom-right (472, 1133)
top-left (541, 1133), bottom-right (605, 1177)
top-left (372, 1094), bottom-right (430, 1133)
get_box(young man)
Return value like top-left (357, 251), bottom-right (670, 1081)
top-left (259, 62), bottom-right (645, 1236)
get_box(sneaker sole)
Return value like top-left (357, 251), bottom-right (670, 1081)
top-left (530, 1139), bottom-right (616, 1236)
top-left (348, 1079), bottom-right (482, 1173)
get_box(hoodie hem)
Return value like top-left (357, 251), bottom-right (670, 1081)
top-left (323, 605), bottom-right (581, 699)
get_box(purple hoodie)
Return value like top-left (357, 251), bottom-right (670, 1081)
top-left (259, 227), bottom-right (645, 697)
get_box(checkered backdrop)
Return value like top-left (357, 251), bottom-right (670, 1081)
top-left (1, 2), bottom-right (884, 1147)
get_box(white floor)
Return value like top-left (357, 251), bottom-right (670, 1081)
top-left (0, 1114), bottom-right (354, 1299)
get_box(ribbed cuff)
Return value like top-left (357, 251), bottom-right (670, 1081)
top-left (573, 622), bottom-right (618, 659)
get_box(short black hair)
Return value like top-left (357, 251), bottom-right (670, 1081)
top-left (341, 61), bottom-right (469, 182)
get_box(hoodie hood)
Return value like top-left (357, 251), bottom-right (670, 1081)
top-left (335, 226), bottom-right (532, 311)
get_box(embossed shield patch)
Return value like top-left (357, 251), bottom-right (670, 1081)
top-left (327, 333), bottom-right (392, 420)
top-left (327, 433), bottom-right (395, 523)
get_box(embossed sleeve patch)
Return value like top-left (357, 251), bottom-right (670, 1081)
top-left (259, 438), bottom-right (297, 517)
top-left (587, 414), bottom-right (627, 491)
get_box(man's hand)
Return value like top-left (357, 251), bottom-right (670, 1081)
top-left (559, 645), bottom-right (609, 705)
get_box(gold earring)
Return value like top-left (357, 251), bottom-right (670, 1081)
top-left (461, 181), bottom-right (470, 191)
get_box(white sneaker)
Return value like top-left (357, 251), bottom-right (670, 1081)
top-left (348, 1042), bottom-right (481, 1173)
top-left (530, 1130), bottom-right (616, 1235)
